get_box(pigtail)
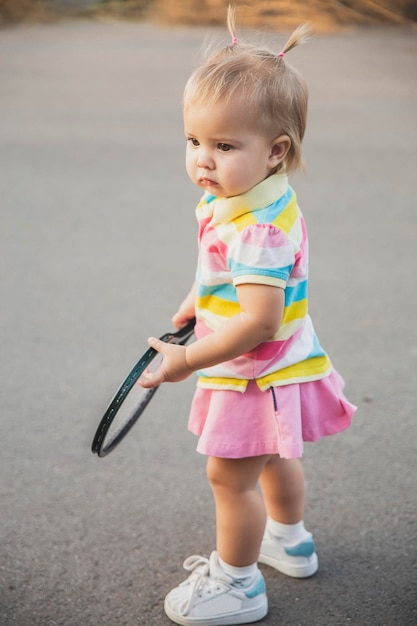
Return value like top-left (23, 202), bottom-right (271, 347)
top-left (227, 4), bottom-right (238, 46)
top-left (278, 24), bottom-right (310, 58)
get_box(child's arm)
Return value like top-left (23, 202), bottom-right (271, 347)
top-left (139, 283), bottom-right (284, 387)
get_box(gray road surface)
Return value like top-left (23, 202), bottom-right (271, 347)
top-left (0, 19), bottom-right (416, 626)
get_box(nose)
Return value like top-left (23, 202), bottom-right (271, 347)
top-left (196, 147), bottom-right (214, 170)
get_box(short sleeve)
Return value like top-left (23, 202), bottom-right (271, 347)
top-left (227, 223), bottom-right (295, 288)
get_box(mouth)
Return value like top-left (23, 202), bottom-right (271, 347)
top-left (199, 177), bottom-right (217, 187)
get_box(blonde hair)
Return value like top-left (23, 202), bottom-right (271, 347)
top-left (183, 6), bottom-right (310, 173)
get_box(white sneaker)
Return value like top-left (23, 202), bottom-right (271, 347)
top-left (164, 551), bottom-right (268, 626)
top-left (259, 528), bottom-right (318, 578)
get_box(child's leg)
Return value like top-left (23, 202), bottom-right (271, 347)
top-left (164, 455), bottom-right (270, 625)
top-left (206, 454), bottom-right (270, 567)
top-left (258, 454), bottom-right (318, 578)
top-left (258, 455), bottom-right (305, 523)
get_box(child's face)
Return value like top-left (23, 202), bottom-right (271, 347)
top-left (184, 97), bottom-right (288, 198)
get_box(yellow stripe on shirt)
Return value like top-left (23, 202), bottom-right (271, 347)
top-left (272, 193), bottom-right (298, 235)
top-left (197, 376), bottom-right (248, 392)
top-left (282, 298), bottom-right (308, 325)
top-left (197, 294), bottom-right (242, 318)
top-left (256, 355), bottom-right (332, 389)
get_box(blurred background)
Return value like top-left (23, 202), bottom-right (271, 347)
top-left (2, 0), bottom-right (417, 29)
top-left (1, 2), bottom-right (416, 626)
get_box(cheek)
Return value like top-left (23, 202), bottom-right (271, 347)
top-left (226, 156), bottom-right (247, 181)
top-left (185, 150), bottom-right (195, 176)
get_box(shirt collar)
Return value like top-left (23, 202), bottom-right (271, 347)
top-left (209, 171), bottom-right (289, 223)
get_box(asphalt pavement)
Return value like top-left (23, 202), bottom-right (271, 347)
top-left (0, 18), bottom-right (416, 626)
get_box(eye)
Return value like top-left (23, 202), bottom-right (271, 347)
top-left (188, 138), bottom-right (200, 147)
top-left (217, 143), bottom-right (232, 152)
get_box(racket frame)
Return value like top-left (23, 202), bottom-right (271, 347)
top-left (91, 319), bottom-right (195, 457)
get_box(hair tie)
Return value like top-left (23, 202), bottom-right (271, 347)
top-left (231, 36), bottom-right (238, 45)
top-left (278, 51), bottom-right (285, 58)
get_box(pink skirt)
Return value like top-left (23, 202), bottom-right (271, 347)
top-left (188, 369), bottom-right (356, 459)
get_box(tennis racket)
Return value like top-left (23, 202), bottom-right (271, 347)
top-left (91, 319), bottom-right (195, 457)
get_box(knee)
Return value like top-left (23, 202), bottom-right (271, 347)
top-left (206, 457), bottom-right (228, 490)
top-left (206, 458), bottom-right (244, 495)
top-left (206, 456), bottom-right (265, 493)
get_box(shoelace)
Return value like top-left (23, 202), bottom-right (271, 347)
top-left (178, 555), bottom-right (225, 616)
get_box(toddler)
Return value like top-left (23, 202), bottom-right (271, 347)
top-left (140, 7), bottom-right (356, 625)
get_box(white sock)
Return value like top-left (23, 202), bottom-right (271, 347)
top-left (266, 518), bottom-right (307, 544)
top-left (218, 556), bottom-right (258, 584)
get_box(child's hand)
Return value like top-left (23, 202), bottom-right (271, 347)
top-left (172, 309), bottom-right (195, 330)
top-left (138, 338), bottom-right (193, 388)
top-left (172, 282), bottom-right (197, 329)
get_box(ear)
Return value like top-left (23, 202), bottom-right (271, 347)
top-left (268, 135), bottom-right (291, 169)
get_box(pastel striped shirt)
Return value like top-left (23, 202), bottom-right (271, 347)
top-left (194, 171), bottom-right (332, 391)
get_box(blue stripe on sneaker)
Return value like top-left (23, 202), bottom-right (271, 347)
top-left (284, 538), bottom-right (315, 557)
top-left (245, 575), bottom-right (266, 598)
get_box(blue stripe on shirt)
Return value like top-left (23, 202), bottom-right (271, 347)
top-left (284, 281), bottom-right (308, 306)
top-left (228, 260), bottom-right (293, 282)
top-left (254, 187), bottom-right (294, 223)
top-left (198, 283), bottom-right (239, 302)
